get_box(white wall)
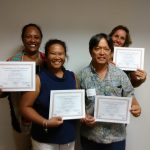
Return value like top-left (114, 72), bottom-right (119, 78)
top-left (0, 0), bottom-right (150, 150)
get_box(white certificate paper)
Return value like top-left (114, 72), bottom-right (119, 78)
top-left (113, 47), bottom-right (145, 71)
top-left (94, 95), bottom-right (132, 124)
top-left (0, 61), bottom-right (35, 91)
top-left (49, 89), bottom-right (85, 120)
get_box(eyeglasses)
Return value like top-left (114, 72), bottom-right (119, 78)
top-left (94, 46), bottom-right (110, 53)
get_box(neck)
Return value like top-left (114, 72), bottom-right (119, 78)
top-left (26, 53), bottom-right (39, 59)
top-left (23, 50), bottom-right (40, 64)
top-left (92, 62), bottom-right (108, 79)
top-left (48, 66), bottom-right (64, 78)
top-left (23, 49), bottom-right (39, 56)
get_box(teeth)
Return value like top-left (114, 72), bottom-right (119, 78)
top-left (53, 61), bottom-right (61, 64)
top-left (30, 44), bottom-right (36, 47)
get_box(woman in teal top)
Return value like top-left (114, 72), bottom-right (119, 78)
top-left (0, 23), bottom-right (44, 150)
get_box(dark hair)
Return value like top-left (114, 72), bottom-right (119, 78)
top-left (89, 33), bottom-right (114, 54)
top-left (45, 39), bottom-right (67, 57)
top-left (21, 23), bottom-right (43, 40)
top-left (109, 25), bottom-right (132, 47)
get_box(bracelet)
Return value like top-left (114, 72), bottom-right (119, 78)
top-left (43, 120), bottom-right (48, 133)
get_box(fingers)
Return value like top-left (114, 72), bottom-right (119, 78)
top-left (130, 105), bottom-right (141, 117)
top-left (81, 115), bottom-right (95, 126)
top-left (48, 117), bottom-right (63, 127)
top-left (54, 116), bottom-right (63, 124)
top-left (135, 69), bottom-right (147, 80)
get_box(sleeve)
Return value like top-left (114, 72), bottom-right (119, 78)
top-left (77, 70), bottom-right (95, 115)
top-left (121, 70), bottom-right (135, 97)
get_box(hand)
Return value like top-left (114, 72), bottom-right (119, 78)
top-left (81, 114), bottom-right (95, 126)
top-left (47, 116), bottom-right (63, 127)
top-left (130, 69), bottom-right (147, 81)
top-left (130, 104), bottom-right (141, 117)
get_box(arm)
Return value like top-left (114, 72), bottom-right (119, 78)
top-left (120, 70), bottom-right (141, 117)
top-left (19, 75), bottom-right (63, 128)
top-left (130, 69), bottom-right (147, 88)
top-left (130, 96), bottom-right (141, 117)
top-left (74, 74), bottom-right (80, 89)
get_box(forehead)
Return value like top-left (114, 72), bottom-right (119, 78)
top-left (114, 29), bottom-right (127, 36)
top-left (97, 38), bottom-right (109, 46)
top-left (48, 44), bottom-right (65, 51)
top-left (24, 26), bottom-right (40, 34)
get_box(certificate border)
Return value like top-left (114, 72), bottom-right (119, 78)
top-left (49, 89), bottom-right (85, 120)
top-left (113, 47), bottom-right (145, 71)
top-left (0, 61), bottom-right (35, 91)
top-left (94, 95), bottom-right (132, 124)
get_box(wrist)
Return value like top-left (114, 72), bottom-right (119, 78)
top-left (43, 119), bottom-right (48, 133)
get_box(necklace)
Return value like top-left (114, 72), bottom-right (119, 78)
top-left (22, 52), bottom-right (41, 65)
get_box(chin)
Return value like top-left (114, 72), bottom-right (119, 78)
top-left (52, 65), bottom-right (62, 69)
top-left (28, 49), bottom-right (39, 54)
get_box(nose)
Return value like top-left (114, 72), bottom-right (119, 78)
top-left (100, 49), bottom-right (105, 53)
top-left (31, 37), bottom-right (36, 42)
top-left (115, 38), bottom-right (122, 45)
top-left (99, 49), bottom-right (105, 54)
top-left (116, 37), bottom-right (120, 42)
top-left (53, 53), bottom-right (61, 59)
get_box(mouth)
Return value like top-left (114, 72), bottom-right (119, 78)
top-left (98, 57), bottom-right (106, 61)
top-left (29, 44), bottom-right (37, 48)
top-left (52, 61), bottom-right (62, 65)
top-left (114, 42), bottom-right (121, 47)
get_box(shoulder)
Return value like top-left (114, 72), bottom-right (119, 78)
top-left (63, 67), bottom-right (74, 74)
top-left (77, 65), bottom-right (91, 81)
top-left (39, 51), bottom-right (45, 60)
top-left (109, 63), bottom-right (126, 76)
top-left (7, 51), bottom-right (23, 61)
top-left (78, 65), bottom-right (90, 75)
top-left (64, 69), bottom-right (76, 79)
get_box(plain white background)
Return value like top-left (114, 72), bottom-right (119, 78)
top-left (0, 0), bottom-right (150, 150)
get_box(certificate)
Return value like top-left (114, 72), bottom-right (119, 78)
top-left (94, 95), bottom-right (132, 124)
top-left (49, 89), bottom-right (85, 120)
top-left (113, 47), bottom-right (145, 71)
top-left (0, 61), bottom-right (35, 91)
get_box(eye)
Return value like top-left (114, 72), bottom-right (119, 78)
top-left (24, 35), bottom-right (31, 39)
top-left (120, 37), bottom-right (125, 40)
top-left (94, 47), bottom-right (100, 51)
top-left (103, 47), bottom-right (110, 51)
top-left (114, 34), bottom-right (119, 38)
top-left (34, 36), bottom-right (40, 39)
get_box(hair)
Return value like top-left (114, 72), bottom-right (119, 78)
top-left (44, 39), bottom-right (67, 58)
top-left (21, 23), bottom-right (43, 40)
top-left (89, 33), bottom-right (114, 54)
top-left (109, 25), bottom-right (132, 47)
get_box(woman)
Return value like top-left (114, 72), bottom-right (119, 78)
top-left (0, 23), bottom-right (44, 150)
top-left (20, 39), bottom-right (77, 150)
top-left (78, 33), bottom-right (141, 150)
top-left (109, 25), bottom-right (147, 87)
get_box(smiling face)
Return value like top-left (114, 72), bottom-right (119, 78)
top-left (91, 38), bottom-right (112, 66)
top-left (111, 29), bottom-right (127, 47)
top-left (46, 44), bottom-right (66, 71)
top-left (22, 26), bottom-right (42, 54)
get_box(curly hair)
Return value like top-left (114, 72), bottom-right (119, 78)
top-left (109, 25), bottom-right (132, 47)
